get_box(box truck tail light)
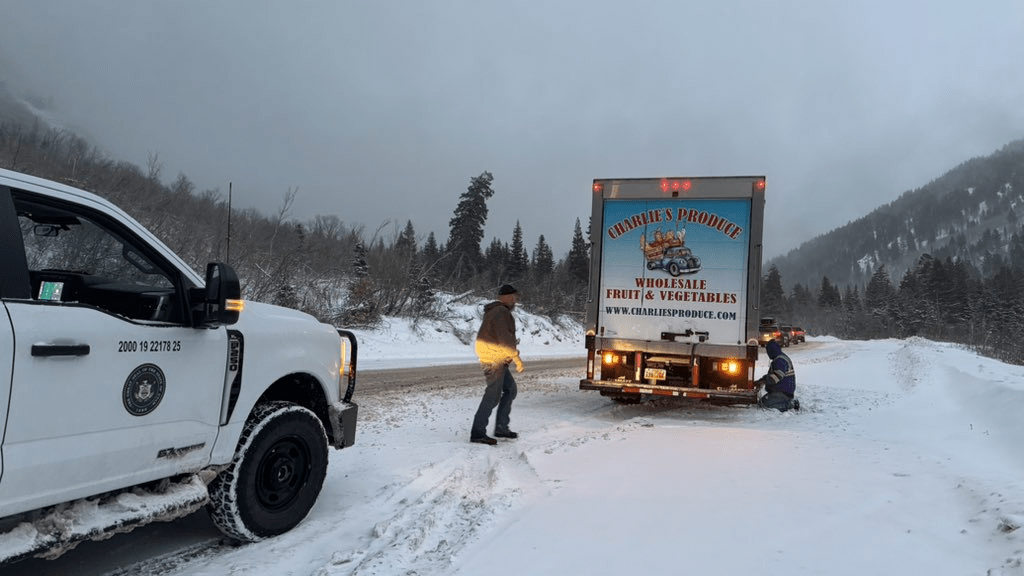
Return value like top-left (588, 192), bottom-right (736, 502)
top-left (713, 360), bottom-right (740, 374)
top-left (593, 181), bottom-right (604, 193)
top-left (754, 179), bottom-right (766, 192)
top-left (604, 352), bottom-right (626, 364)
top-left (660, 178), bottom-right (692, 193)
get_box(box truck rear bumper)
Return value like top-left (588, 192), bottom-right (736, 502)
top-left (580, 379), bottom-right (758, 404)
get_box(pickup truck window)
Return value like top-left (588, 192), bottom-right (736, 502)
top-left (14, 192), bottom-right (183, 323)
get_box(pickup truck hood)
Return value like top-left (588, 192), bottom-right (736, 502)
top-left (234, 300), bottom-right (323, 328)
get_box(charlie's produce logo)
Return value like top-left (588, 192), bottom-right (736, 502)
top-left (605, 206), bottom-right (744, 278)
top-left (639, 227), bottom-right (700, 276)
top-left (600, 202), bottom-right (747, 318)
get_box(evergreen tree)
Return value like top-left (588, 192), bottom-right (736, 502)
top-left (340, 241), bottom-right (380, 327)
top-left (446, 171), bottom-right (495, 282)
top-left (760, 265), bottom-right (786, 316)
top-left (567, 217), bottom-right (590, 283)
top-left (790, 283), bottom-right (813, 308)
top-left (979, 265), bottom-right (1024, 362)
top-left (864, 265), bottom-right (895, 312)
top-left (1010, 232), bottom-right (1024, 273)
top-left (409, 265), bottom-right (437, 320)
top-left (842, 284), bottom-right (864, 338)
top-left (843, 285), bottom-right (862, 311)
top-left (352, 241), bottom-right (369, 279)
top-left (395, 220), bottom-right (417, 260)
top-left (940, 257), bottom-right (971, 329)
top-left (894, 258), bottom-right (938, 338)
top-left (483, 237), bottom-right (509, 286)
top-left (419, 231), bottom-right (442, 280)
top-left (787, 283), bottom-right (813, 329)
top-left (818, 276), bottom-right (841, 310)
top-left (864, 264), bottom-right (895, 338)
top-left (507, 221), bottom-right (528, 282)
top-left (532, 234), bottom-right (554, 279)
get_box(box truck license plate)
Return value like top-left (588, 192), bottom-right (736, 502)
top-left (644, 368), bottom-right (667, 380)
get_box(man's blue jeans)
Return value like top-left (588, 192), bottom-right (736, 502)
top-left (759, 391), bottom-right (794, 412)
top-left (472, 362), bottom-right (518, 438)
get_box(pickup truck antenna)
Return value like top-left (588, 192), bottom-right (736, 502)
top-left (226, 181), bottom-right (232, 265)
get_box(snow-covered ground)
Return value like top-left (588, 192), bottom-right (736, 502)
top-left (9, 299), bottom-right (1024, 575)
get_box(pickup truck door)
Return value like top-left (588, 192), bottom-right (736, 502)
top-left (0, 189), bottom-right (228, 517)
top-left (0, 303), bottom-right (13, 482)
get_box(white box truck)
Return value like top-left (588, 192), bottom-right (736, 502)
top-left (580, 176), bottom-right (766, 404)
top-left (0, 168), bottom-right (358, 562)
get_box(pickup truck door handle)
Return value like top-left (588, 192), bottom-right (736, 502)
top-left (31, 344), bottom-right (91, 357)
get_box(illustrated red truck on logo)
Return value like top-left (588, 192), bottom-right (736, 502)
top-left (641, 227), bottom-right (701, 276)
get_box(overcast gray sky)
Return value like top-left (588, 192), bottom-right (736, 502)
top-left (2, 1), bottom-right (1022, 259)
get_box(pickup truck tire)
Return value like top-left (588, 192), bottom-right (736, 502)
top-left (207, 401), bottom-right (329, 542)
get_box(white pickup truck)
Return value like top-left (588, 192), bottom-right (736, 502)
top-left (0, 168), bottom-right (358, 562)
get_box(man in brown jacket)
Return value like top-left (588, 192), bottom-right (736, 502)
top-left (470, 284), bottom-right (525, 445)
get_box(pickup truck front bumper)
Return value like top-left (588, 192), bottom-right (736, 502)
top-left (328, 328), bottom-right (359, 448)
top-left (328, 400), bottom-right (358, 448)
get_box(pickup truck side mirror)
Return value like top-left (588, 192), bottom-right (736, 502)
top-left (194, 262), bottom-right (243, 327)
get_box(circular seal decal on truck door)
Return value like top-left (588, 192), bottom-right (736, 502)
top-left (123, 363), bottom-right (166, 416)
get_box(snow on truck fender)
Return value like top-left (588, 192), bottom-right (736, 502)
top-left (581, 177), bottom-right (765, 403)
top-left (0, 167), bottom-right (359, 563)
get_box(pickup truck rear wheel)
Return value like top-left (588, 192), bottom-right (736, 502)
top-left (207, 401), bottom-right (329, 542)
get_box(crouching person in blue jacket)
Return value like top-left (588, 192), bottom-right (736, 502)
top-left (757, 339), bottom-right (799, 412)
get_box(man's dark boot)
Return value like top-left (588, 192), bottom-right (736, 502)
top-left (471, 435), bottom-right (498, 445)
top-left (494, 430), bottom-right (518, 439)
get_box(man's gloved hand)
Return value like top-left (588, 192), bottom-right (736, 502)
top-left (513, 356), bottom-right (525, 373)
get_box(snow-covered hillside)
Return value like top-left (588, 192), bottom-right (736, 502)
top-left (346, 296), bottom-right (585, 369)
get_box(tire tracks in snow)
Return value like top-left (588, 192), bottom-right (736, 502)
top-left (316, 446), bottom-right (542, 576)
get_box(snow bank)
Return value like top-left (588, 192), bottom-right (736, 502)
top-left (347, 295), bottom-right (584, 369)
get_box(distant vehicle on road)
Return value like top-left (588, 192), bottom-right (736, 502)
top-left (759, 324), bottom-right (790, 347)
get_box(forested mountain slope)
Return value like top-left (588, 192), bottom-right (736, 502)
top-left (771, 140), bottom-right (1024, 292)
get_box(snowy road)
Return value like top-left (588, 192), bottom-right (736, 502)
top-left (6, 338), bottom-right (1024, 575)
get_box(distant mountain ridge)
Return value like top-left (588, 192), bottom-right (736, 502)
top-left (770, 139), bottom-right (1024, 292)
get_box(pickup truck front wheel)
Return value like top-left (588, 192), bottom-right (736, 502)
top-left (207, 401), bottom-right (329, 542)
